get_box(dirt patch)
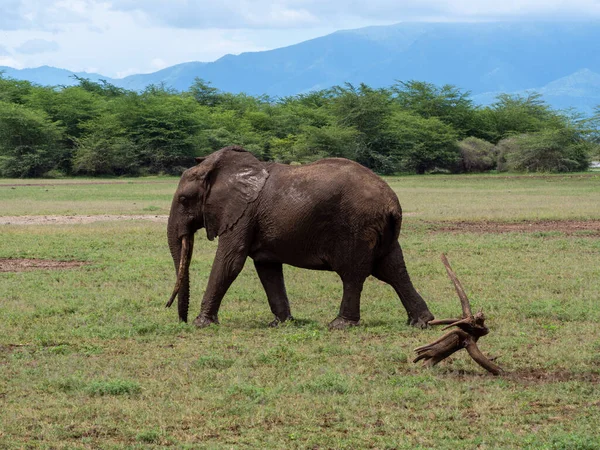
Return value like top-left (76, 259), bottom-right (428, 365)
top-left (0, 215), bottom-right (168, 225)
top-left (431, 219), bottom-right (600, 236)
top-left (0, 258), bottom-right (88, 272)
top-left (0, 343), bottom-right (29, 356)
top-left (446, 368), bottom-right (600, 384)
top-left (423, 173), bottom-right (600, 181)
top-left (507, 368), bottom-right (600, 383)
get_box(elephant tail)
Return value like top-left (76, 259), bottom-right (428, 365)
top-left (380, 207), bottom-right (402, 252)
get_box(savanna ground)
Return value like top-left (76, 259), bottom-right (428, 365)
top-left (1, 173), bottom-right (599, 449)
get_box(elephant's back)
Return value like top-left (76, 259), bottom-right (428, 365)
top-left (270, 158), bottom-right (396, 193)
top-left (280, 158), bottom-right (400, 208)
top-left (264, 158), bottom-right (402, 235)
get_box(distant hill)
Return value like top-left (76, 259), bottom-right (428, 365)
top-left (0, 65), bottom-right (114, 86)
top-left (472, 68), bottom-right (600, 114)
top-left (3, 22), bottom-right (600, 114)
top-left (116, 62), bottom-right (208, 91)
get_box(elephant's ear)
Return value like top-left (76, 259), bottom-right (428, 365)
top-left (201, 148), bottom-right (269, 241)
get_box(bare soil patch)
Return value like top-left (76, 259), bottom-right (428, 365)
top-left (0, 214), bottom-right (168, 225)
top-left (446, 368), bottom-right (600, 384)
top-left (431, 219), bottom-right (600, 236)
top-left (508, 368), bottom-right (600, 384)
top-left (0, 258), bottom-right (88, 272)
top-left (440, 173), bottom-right (600, 181)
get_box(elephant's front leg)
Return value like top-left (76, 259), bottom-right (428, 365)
top-left (193, 240), bottom-right (248, 328)
top-left (254, 261), bottom-right (293, 326)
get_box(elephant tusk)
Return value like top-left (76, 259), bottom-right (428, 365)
top-left (166, 235), bottom-right (189, 308)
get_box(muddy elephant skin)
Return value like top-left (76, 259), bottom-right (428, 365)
top-left (167, 146), bottom-right (434, 329)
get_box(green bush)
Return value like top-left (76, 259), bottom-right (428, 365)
top-left (498, 129), bottom-right (590, 172)
top-left (495, 137), bottom-right (519, 172)
top-left (457, 136), bottom-right (497, 172)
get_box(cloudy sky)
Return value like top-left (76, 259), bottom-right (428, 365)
top-left (1, 0), bottom-right (599, 78)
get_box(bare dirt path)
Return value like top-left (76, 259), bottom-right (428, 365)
top-left (0, 215), bottom-right (168, 225)
top-left (431, 219), bottom-right (600, 236)
top-left (0, 258), bottom-right (88, 272)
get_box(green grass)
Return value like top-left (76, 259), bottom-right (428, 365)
top-left (0, 177), bottom-right (174, 216)
top-left (1, 173), bottom-right (599, 448)
top-left (385, 172), bottom-right (600, 221)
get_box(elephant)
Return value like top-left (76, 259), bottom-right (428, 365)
top-left (166, 145), bottom-right (434, 329)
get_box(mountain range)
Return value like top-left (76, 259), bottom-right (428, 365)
top-left (2, 22), bottom-right (600, 114)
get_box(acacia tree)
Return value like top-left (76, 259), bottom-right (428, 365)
top-left (0, 102), bottom-right (64, 177)
top-left (125, 87), bottom-right (204, 174)
top-left (499, 128), bottom-right (590, 172)
top-left (26, 85), bottom-right (104, 172)
top-left (73, 113), bottom-right (138, 175)
top-left (326, 83), bottom-right (399, 172)
top-left (587, 107), bottom-right (600, 161)
top-left (0, 74), bottom-right (33, 104)
top-left (387, 111), bottom-right (460, 174)
top-left (392, 81), bottom-right (476, 138)
top-left (477, 93), bottom-right (565, 143)
top-left (188, 78), bottom-right (222, 107)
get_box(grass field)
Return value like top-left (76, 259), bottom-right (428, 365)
top-left (1, 173), bottom-right (599, 449)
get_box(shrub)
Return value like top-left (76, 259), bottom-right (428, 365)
top-left (457, 137), bottom-right (497, 172)
top-left (497, 129), bottom-right (590, 172)
top-left (495, 137), bottom-right (519, 172)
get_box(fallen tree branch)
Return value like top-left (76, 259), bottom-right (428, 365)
top-left (414, 254), bottom-right (502, 375)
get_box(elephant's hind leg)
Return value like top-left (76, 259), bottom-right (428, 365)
top-left (254, 261), bottom-right (293, 326)
top-left (372, 241), bottom-right (434, 328)
top-left (328, 276), bottom-right (368, 329)
top-left (329, 241), bottom-right (373, 329)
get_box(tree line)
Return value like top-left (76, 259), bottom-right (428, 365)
top-left (1, 74), bottom-right (599, 178)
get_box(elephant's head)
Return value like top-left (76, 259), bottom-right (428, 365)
top-left (166, 146), bottom-right (269, 322)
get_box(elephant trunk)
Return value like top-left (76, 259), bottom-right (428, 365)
top-left (167, 218), bottom-right (194, 322)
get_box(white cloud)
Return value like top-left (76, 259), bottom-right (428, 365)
top-left (15, 39), bottom-right (60, 54)
top-left (3, 1), bottom-right (600, 33)
top-left (0, 0), bottom-right (94, 31)
top-left (116, 67), bottom-right (140, 78)
top-left (151, 58), bottom-right (168, 70)
top-left (0, 56), bottom-right (24, 69)
top-left (107, 0), bottom-right (600, 29)
top-left (2, 0), bottom-right (600, 78)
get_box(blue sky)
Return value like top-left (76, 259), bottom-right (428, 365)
top-left (1, 0), bottom-right (599, 78)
